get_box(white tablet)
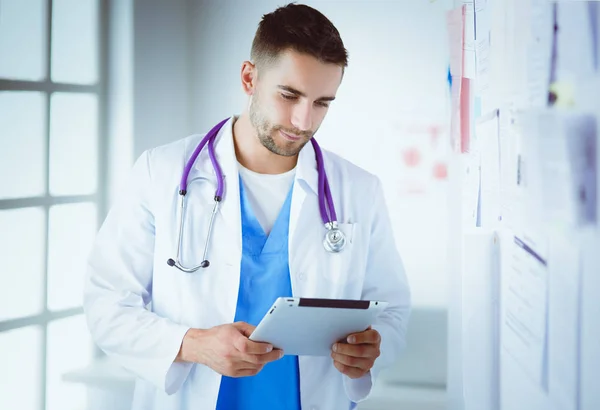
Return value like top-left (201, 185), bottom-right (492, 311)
top-left (248, 297), bottom-right (388, 356)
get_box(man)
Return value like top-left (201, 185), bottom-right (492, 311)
top-left (84, 3), bottom-right (410, 410)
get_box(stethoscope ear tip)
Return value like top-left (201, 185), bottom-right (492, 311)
top-left (167, 258), bottom-right (176, 267)
top-left (201, 260), bottom-right (210, 268)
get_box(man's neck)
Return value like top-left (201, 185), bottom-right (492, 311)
top-left (232, 115), bottom-right (298, 175)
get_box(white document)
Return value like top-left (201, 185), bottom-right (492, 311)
top-left (447, 5), bottom-right (465, 79)
top-left (462, 229), bottom-right (500, 410)
top-left (462, 151), bottom-right (481, 228)
top-left (519, 110), bottom-right (597, 229)
top-left (501, 232), bottom-right (549, 389)
top-left (505, 0), bottom-right (531, 106)
top-left (593, 2), bottom-right (599, 72)
top-left (497, 108), bottom-right (524, 231)
top-left (447, 5), bottom-right (466, 152)
top-left (474, 0), bottom-right (492, 111)
top-left (547, 234), bottom-right (581, 410)
top-left (477, 111), bottom-right (501, 229)
top-left (575, 75), bottom-right (600, 115)
top-left (463, 1), bottom-right (477, 79)
top-left (556, 2), bottom-right (596, 85)
top-left (503, 0), bottom-right (553, 110)
top-left (524, 0), bottom-right (553, 109)
top-left (475, 28), bottom-right (491, 95)
top-left (488, 0), bottom-right (508, 108)
top-left (579, 229), bottom-right (600, 410)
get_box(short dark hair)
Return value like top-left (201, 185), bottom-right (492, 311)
top-left (251, 3), bottom-right (348, 70)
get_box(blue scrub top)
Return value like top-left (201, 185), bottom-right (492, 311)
top-left (215, 177), bottom-right (301, 410)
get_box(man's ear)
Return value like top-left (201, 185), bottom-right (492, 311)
top-left (241, 61), bottom-right (256, 96)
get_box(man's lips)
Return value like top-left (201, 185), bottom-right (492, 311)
top-left (279, 130), bottom-right (302, 141)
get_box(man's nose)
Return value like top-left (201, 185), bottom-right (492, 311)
top-left (291, 103), bottom-right (313, 132)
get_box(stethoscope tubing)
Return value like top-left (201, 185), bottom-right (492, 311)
top-left (168, 117), bottom-right (345, 272)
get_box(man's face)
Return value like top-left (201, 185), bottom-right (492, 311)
top-left (248, 49), bottom-right (343, 157)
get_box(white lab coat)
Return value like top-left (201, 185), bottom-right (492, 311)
top-left (83, 116), bottom-right (411, 410)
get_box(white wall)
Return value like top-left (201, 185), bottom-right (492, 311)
top-left (187, 0), bottom-right (452, 309)
top-left (132, 0), bottom-right (195, 156)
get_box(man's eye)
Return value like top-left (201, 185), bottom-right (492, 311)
top-left (315, 101), bottom-right (330, 108)
top-left (281, 93), bottom-right (297, 100)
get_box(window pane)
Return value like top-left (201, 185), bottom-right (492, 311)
top-left (0, 92), bottom-right (46, 200)
top-left (0, 326), bottom-right (43, 410)
top-left (49, 93), bottom-right (98, 196)
top-left (47, 315), bottom-right (93, 410)
top-left (0, 208), bottom-right (45, 321)
top-left (0, 0), bottom-right (46, 81)
top-left (51, 0), bottom-right (98, 84)
top-left (47, 203), bottom-right (97, 311)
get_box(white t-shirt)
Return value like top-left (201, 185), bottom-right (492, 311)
top-left (237, 162), bottom-right (296, 235)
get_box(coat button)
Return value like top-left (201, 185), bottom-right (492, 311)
top-left (297, 272), bottom-right (305, 281)
top-left (310, 406), bottom-right (318, 410)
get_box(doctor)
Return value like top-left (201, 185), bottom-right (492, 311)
top-left (84, 3), bottom-right (410, 410)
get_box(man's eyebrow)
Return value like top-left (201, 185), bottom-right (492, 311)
top-left (277, 85), bottom-right (336, 102)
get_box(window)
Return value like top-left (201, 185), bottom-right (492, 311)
top-left (0, 1), bottom-right (107, 409)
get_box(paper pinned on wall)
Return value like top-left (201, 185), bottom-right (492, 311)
top-left (500, 232), bottom-right (549, 390)
top-left (476, 35), bottom-right (491, 99)
top-left (591, 1), bottom-right (599, 71)
top-left (463, 1), bottom-right (477, 79)
top-left (519, 110), bottom-right (597, 229)
top-left (547, 233), bottom-right (581, 410)
top-left (580, 229), bottom-right (600, 410)
top-left (556, 2), bottom-right (596, 85)
top-left (447, 5), bottom-right (466, 78)
top-left (474, 0), bottom-right (490, 90)
top-left (451, 77), bottom-right (463, 154)
top-left (477, 110), bottom-right (501, 229)
top-left (525, 0), bottom-right (554, 109)
top-left (507, 0), bottom-right (553, 110)
top-left (460, 77), bottom-right (473, 153)
top-left (447, 5), bottom-right (466, 153)
top-left (488, 0), bottom-right (509, 107)
top-left (462, 78), bottom-right (479, 227)
top-left (507, 0), bottom-right (526, 103)
top-left (462, 229), bottom-right (500, 410)
top-left (575, 75), bottom-right (600, 114)
top-left (462, 150), bottom-right (480, 228)
top-left (497, 109), bottom-right (523, 230)
top-left (475, 11), bottom-right (491, 97)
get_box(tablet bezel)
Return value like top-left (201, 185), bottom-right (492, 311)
top-left (248, 297), bottom-right (388, 356)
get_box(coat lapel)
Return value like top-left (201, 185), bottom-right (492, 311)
top-left (288, 140), bottom-right (321, 295)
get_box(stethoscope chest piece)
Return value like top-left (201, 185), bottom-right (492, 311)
top-left (323, 223), bottom-right (346, 253)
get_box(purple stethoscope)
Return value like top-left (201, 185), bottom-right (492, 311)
top-left (167, 117), bottom-right (346, 273)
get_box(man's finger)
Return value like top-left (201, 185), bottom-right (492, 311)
top-left (231, 367), bottom-right (263, 378)
top-left (346, 329), bottom-right (380, 345)
top-left (332, 342), bottom-right (379, 358)
top-left (333, 360), bottom-right (367, 379)
top-left (331, 352), bottom-right (373, 370)
top-left (242, 349), bottom-right (285, 365)
top-left (234, 335), bottom-right (273, 355)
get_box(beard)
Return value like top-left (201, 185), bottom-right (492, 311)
top-left (249, 92), bottom-right (314, 157)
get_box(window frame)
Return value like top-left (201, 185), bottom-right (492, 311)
top-left (0, 0), bottom-right (109, 408)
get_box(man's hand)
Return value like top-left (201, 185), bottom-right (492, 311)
top-left (177, 322), bottom-right (283, 377)
top-left (331, 326), bottom-right (381, 379)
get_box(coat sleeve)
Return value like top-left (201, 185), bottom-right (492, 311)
top-left (83, 150), bottom-right (193, 395)
top-left (343, 176), bottom-right (412, 403)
